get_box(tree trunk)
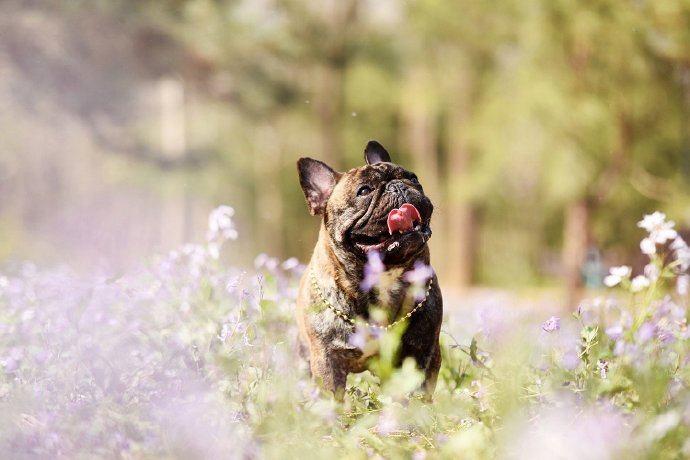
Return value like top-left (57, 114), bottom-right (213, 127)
top-left (562, 198), bottom-right (590, 309)
top-left (159, 77), bottom-right (186, 161)
top-left (445, 73), bottom-right (476, 289)
top-left (158, 77), bottom-right (188, 251)
top-left (254, 126), bottom-right (285, 257)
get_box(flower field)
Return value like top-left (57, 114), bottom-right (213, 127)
top-left (0, 208), bottom-right (689, 459)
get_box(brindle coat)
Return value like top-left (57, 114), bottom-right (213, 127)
top-left (296, 141), bottom-right (443, 397)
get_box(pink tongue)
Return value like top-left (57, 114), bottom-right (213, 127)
top-left (387, 204), bottom-right (422, 235)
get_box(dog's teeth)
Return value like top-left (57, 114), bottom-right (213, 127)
top-left (387, 241), bottom-right (400, 252)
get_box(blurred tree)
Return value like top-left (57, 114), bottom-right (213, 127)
top-left (2, 0), bottom-right (690, 285)
top-left (146, 0), bottom-right (375, 256)
top-left (403, 0), bottom-right (519, 288)
top-left (536, 0), bottom-right (690, 306)
top-left (397, 0), bottom-right (690, 296)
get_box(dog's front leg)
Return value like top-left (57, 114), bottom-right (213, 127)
top-left (309, 347), bottom-right (348, 399)
top-left (423, 342), bottom-right (441, 395)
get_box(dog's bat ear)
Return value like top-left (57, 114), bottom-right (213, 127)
top-left (297, 158), bottom-right (339, 215)
top-left (364, 140), bottom-right (391, 165)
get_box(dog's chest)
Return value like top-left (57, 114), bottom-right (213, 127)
top-left (374, 268), bottom-right (404, 307)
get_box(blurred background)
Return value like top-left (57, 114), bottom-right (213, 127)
top-left (1, 0), bottom-right (689, 305)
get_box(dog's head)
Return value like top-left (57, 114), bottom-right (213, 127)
top-left (298, 141), bottom-right (433, 266)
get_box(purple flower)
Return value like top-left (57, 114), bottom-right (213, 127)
top-left (597, 359), bottom-right (608, 379)
top-left (606, 324), bottom-right (624, 341)
top-left (435, 434), bottom-right (449, 446)
top-left (577, 300), bottom-right (599, 326)
top-left (376, 409), bottom-right (397, 435)
top-left (297, 381), bottom-right (320, 401)
top-left (348, 324), bottom-right (381, 351)
top-left (560, 349), bottom-right (581, 370)
top-left (348, 328), bottom-right (367, 350)
top-left (281, 257), bottom-right (301, 271)
top-left (412, 451), bottom-right (427, 460)
top-left (542, 316), bottom-right (560, 333)
top-left (613, 340), bottom-right (628, 356)
top-left (404, 261), bottom-right (434, 287)
top-left (635, 322), bottom-right (656, 345)
top-left (613, 341), bottom-right (644, 368)
top-left (654, 296), bottom-right (686, 323)
top-left (503, 404), bottom-right (630, 459)
top-left (657, 326), bottom-right (675, 344)
top-left (254, 254), bottom-right (280, 272)
top-left (360, 250), bottom-right (385, 292)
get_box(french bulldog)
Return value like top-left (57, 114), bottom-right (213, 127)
top-left (295, 140), bottom-right (443, 397)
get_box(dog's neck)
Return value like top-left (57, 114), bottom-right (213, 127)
top-left (313, 224), bottom-right (424, 318)
top-left (313, 225), bottom-right (364, 298)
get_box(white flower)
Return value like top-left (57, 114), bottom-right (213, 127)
top-left (640, 238), bottom-right (656, 256)
top-left (254, 253), bottom-right (279, 271)
top-left (631, 275), bottom-right (651, 293)
top-left (281, 257), bottom-right (300, 271)
top-left (265, 258), bottom-right (279, 272)
top-left (207, 205), bottom-right (238, 242)
top-left (611, 265), bottom-right (632, 277)
top-left (671, 237), bottom-right (690, 272)
top-left (603, 276), bottom-right (620, 287)
top-left (670, 236), bottom-right (688, 251)
top-left (644, 264), bottom-right (659, 282)
top-left (677, 249), bottom-right (690, 272)
top-left (678, 275), bottom-right (689, 296)
top-left (637, 211), bottom-right (677, 244)
top-left (604, 265), bottom-right (631, 287)
top-left (20, 310), bottom-right (35, 322)
top-left (638, 211), bottom-right (666, 232)
top-left (254, 253), bottom-right (269, 269)
top-left (181, 243), bottom-right (208, 278)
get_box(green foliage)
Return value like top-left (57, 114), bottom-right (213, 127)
top-left (1, 210), bottom-right (689, 457)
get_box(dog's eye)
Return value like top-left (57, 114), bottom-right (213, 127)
top-left (357, 185), bottom-right (373, 197)
top-left (410, 175), bottom-right (419, 184)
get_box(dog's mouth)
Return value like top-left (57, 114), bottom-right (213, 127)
top-left (351, 204), bottom-right (432, 256)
